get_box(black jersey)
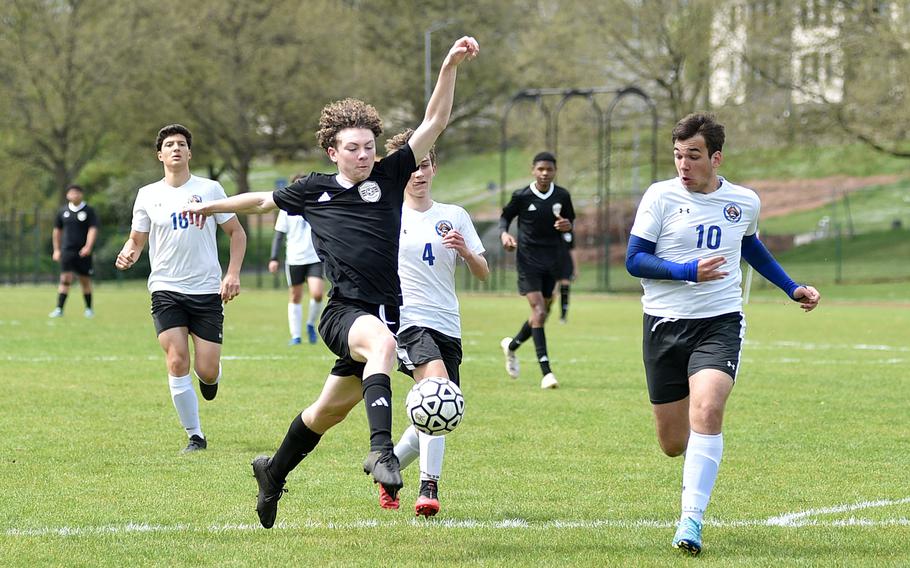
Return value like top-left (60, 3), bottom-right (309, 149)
top-left (54, 203), bottom-right (99, 252)
top-left (272, 144), bottom-right (417, 306)
top-left (501, 183), bottom-right (576, 254)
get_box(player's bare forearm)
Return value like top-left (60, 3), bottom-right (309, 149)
top-left (115, 231), bottom-right (148, 270)
top-left (185, 192), bottom-right (276, 227)
top-left (410, 36), bottom-right (479, 161)
top-left (464, 252), bottom-right (490, 281)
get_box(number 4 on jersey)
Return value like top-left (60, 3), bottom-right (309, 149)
top-left (422, 243), bottom-right (436, 266)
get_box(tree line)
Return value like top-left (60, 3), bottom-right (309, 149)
top-left (1, 0), bottom-right (906, 216)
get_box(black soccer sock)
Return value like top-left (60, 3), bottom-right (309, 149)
top-left (84, 293), bottom-right (93, 310)
top-left (560, 284), bottom-right (570, 319)
top-left (362, 373), bottom-right (393, 452)
top-left (269, 413), bottom-right (322, 483)
top-left (509, 321), bottom-right (532, 352)
top-left (531, 327), bottom-right (552, 375)
top-left (57, 292), bottom-right (68, 309)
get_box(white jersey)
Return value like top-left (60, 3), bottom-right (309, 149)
top-left (274, 210), bottom-right (319, 265)
top-left (131, 175), bottom-right (236, 294)
top-left (398, 202), bottom-right (485, 338)
top-left (630, 176), bottom-right (760, 318)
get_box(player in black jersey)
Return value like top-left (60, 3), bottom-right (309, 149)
top-left (183, 36), bottom-right (479, 528)
top-left (499, 152), bottom-right (575, 389)
top-left (49, 185), bottom-right (99, 319)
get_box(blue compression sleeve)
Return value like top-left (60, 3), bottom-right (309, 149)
top-left (741, 233), bottom-right (800, 299)
top-left (626, 235), bottom-right (699, 281)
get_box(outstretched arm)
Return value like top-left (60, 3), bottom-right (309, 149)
top-left (183, 191), bottom-right (277, 228)
top-left (408, 36), bottom-right (479, 162)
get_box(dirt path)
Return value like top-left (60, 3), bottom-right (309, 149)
top-left (745, 174), bottom-right (902, 218)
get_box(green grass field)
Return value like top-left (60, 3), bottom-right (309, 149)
top-left (2, 284), bottom-right (909, 566)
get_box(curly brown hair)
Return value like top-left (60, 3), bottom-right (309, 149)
top-left (315, 98), bottom-right (383, 151)
top-left (385, 128), bottom-right (436, 166)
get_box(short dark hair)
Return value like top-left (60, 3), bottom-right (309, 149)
top-left (385, 128), bottom-right (436, 166)
top-left (672, 113), bottom-right (725, 156)
top-left (65, 184), bottom-right (84, 194)
top-left (532, 151), bottom-right (557, 166)
top-left (156, 124), bottom-right (193, 151)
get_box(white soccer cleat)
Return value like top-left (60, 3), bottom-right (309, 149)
top-left (540, 372), bottom-right (559, 389)
top-left (48, 308), bottom-right (63, 318)
top-left (500, 337), bottom-right (519, 379)
top-left (84, 308), bottom-right (94, 319)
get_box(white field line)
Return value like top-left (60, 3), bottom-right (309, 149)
top-left (5, 498), bottom-right (909, 537)
top-left (4, 340), bottom-right (907, 364)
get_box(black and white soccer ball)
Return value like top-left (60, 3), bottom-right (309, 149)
top-left (405, 376), bottom-right (465, 435)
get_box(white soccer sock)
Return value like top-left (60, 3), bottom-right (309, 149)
top-left (419, 430), bottom-right (445, 482)
top-left (307, 299), bottom-right (323, 326)
top-left (288, 302), bottom-right (303, 339)
top-left (394, 425), bottom-right (420, 470)
top-left (681, 431), bottom-right (724, 522)
top-left (168, 374), bottom-right (203, 438)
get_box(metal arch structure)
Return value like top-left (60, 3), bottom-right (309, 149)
top-left (498, 86), bottom-right (659, 291)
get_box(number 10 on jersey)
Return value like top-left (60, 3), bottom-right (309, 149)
top-left (695, 224), bottom-right (722, 250)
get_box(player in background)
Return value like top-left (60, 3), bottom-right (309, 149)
top-left (381, 128), bottom-right (489, 517)
top-left (49, 184), bottom-right (99, 318)
top-left (182, 36), bottom-right (479, 528)
top-left (555, 229), bottom-right (578, 323)
top-left (115, 124), bottom-right (246, 453)
top-left (626, 113), bottom-right (820, 555)
top-left (499, 152), bottom-right (575, 389)
top-left (268, 174), bottom-right (326, 345)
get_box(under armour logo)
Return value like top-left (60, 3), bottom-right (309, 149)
top-left (679, 207), bottom-right (690, 214)
top-left (727, 361), bottom-right (736, 371)
top-left (370, 397), bottom-right (389, 408)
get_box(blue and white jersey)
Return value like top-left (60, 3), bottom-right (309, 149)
top-left (398, 201), bottom-right (484, 338)
top-left (131, 175), bottom-right (235, 294)
top-left (630, 176), bottom-right (760, 318)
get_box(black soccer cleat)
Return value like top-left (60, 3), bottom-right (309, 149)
top-left (182, 435), bottom-right (207, 453)
top-left (199, 379), bottom-right (218, 401)
top-left (251, 456), bottom-right (286, 529)
top-left (362, 449), bottom-right (403, 500)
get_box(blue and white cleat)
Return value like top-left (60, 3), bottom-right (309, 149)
top-left (672, 517), bottom-right (703, 556)
top-left (288, 337), bottom-right (302, 346)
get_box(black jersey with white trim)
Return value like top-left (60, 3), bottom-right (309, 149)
top-left (54, 204), bottom-right (99, 252)
top-left (501, 184), bottom-right (575, 252)
top-left (272, 144), bottom-right (417, 305)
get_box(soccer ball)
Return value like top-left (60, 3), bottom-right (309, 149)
top-left (405, 376), bottom-right (465, 435)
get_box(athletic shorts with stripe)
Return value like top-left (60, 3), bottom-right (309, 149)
top-left (396, 326), bottom-right (463, 386)
top-left (642, 311), bottom-right (745, 404)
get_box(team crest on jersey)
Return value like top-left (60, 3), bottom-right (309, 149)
top-left (63, 211), bottom-right (70, 219)
top-left (188, 195), bottom-right (202, 203)
top-left (358, 181), bottom-right (381, 203)
top-left (435, 220), bottom-right (453, 236)
top-left (723, 202), bottom-right (742, 223)
top-left (77, 211), bottom-right (87, 222)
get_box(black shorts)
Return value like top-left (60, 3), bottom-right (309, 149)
top-left (151, 291), bottom-right (224, 344)
top-left (516, 249), bottom-right (560, 297)
top-left (286, 262), bottom-right (324, 286)
top-left (60, 251), bottom-right (93, 277)
top-left (396, 326), bottom-right (463, 386)
top-left (319, 296), bottom-right (399, 378)
top-left (642, 311), bottom-right (744, 405)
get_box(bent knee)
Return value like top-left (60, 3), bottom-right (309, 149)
top-left (659, 439), bottom-right (687, 457)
